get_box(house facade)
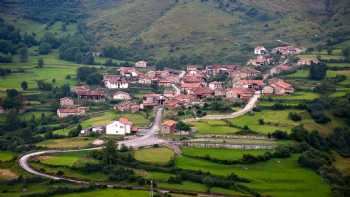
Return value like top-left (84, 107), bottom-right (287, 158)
top-left (106, 117), bottom-right (133, 135)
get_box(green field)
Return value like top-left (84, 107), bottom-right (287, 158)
top-left (190, 120), bottom-right (240, 134)
top-left (0, 151), bottom-right (16, 162)
top-left (52, 189), bottom-right (149, 197)
top-left (182, 148), bottom-right (269, 161)
top-left (36, 137), bottom-right (95, 149)
top-left (134, 147), bottom-right (174, 165)
top-left (176, 155), bottom-right (331, 197)
top-left (266, 91), bottom-right (320, 101)
top-left (38, 151), bottom-right (95, 167)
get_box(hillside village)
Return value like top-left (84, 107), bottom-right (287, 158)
top-left (55, 44), bottom-right (313, 137)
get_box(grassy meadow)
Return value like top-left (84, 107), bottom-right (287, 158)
top-left (134, 147), bottom-right (174, 165)
top-left (175, 155), bottom-right (331, 197)
top-left (36, 137), bottom-right (95, 149)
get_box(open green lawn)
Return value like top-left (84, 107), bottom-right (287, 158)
top-left (190, 120), bottom-right (240, 134)
top-left (265, 91), bottom-right (320, 101)
top-left (285, 69), bottom-right (309, 78)
top-left (158, 181), bottom-right (208, 193)
top-left (134, 147), bottom-right (174, 165)
top-left (36, 137), bottom-right (95, 149)
top-left (81, 111), bottom-right (117, 128)
top-left (0, 151), bottom-right (16, 162)
top-left (175, 155), bottom-right (331, 197)
top-left (38, 151), bottom-right (95, 167)
top-left (182, 148), bottom-right (269, 161)
top-left (52, 189), bottom-right (149, 197)
top-left (115, 112), bottom-right (151, 127)
top-left (328, 63), bottom-right (350, 68)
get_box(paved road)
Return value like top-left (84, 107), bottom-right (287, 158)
top-left (18, 107), bottom-right (173, 182)
top-left (187, 92), bottom-right (260, 121)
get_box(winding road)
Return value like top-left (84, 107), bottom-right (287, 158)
top-left (18, 107), bottom-right (167, 183)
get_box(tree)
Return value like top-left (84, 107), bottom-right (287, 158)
top-left (105, 58), bottom-right (114, 67)
top-left (176, 121), bottom-right (191, 131)
top-left (102, 140), bottom-right (117, 165)
top-left (69, 124), bottom-right (82, 137)
top-left (38, 58), bottom-right (44, 68)
top-left (86, 73), bottom-right (102, 85)
top-left (21, 81), bottom-right (28, 90)
top-left (19, 47), bottom-right (28, 62)
top-left (39, 42), bottom-right (51, 54)
top-left (309, 62), bottom-right (327, 80)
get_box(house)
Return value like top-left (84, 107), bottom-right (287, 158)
top-left (191, 87), bottom-right (214, 99)
top-left (165, 99), bottom-right (181, 109)
top-left (114, 101), bottom-right (140, 113)
top-left (247, 55), bottom-right (272, 66)
top-left (269, 78), bottom-right (294, 95)
top-left (236, 80), bottom-right (264, 90)
top-left (106, 117), bottom-right (133, 135)
top-left (158, 79), bottom-right (172, 87)
top-left (143, 93), bottom-right (165, 107)
top-left (231, 68), bottom-right (261, 80)
top-left (0, 106), bottom-right (5, 114)
top-left (254, 46), bottom-right (267, 55)
top-left (57, 107), bottom-right (87, 118)
top-left (161, 120), bottom-right (177, 134)
top-left (174, 94), bottom-right (196, 106)
top-left (138, 76), bottom-right (152, 85)
top-left (208, 81), bottom-right (223, 90)
top-left (118, 67), bottom-right (138, 77)
top-left (269, 64), bottom-right (293, 76)
top-left (226, 88), bottom-right (254, 101)
top-left (214, 88), bottom-right (226, 97)
top-left (80, 126), bottom-right (105, 136)
top-left (135, 60), bottom-right (148, 68)
top-left (187, 65), bottom-right (200, 75)
top-left (262, 86), bottom-right (274, 96)
top-left (297, 58), bottom-right (320, 66)
top-left (104, 75), bottom-right (129, 89)
top-left (76, 89), bottom-right (105, 101)
top-left (272, 45), bottom-right (302, 56)
top-left (112, 91), bottom-right (131, 100)
top-left (60, 97), bottom-right (74, 107)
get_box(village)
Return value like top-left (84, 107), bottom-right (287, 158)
top-left (56, 44), bottom-right (318, 137)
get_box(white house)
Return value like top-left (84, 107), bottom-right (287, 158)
top-left (135, 60), bottom-right (148, 68)
top-left (106, 117), bottom-right (133, 135)
top-left (104, 75), bottom-right (129, 89)
top-left (254, 46), bottom-right (267, 55)
top-left (112, 91), bottom-right (131, 100)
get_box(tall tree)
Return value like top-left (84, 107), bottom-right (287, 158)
top-left (309, 62), bottom-right (327, 80)
top-left (19, 47), bottom-right (28, 63)
top-left (21, 81), bottom-right (28, 90)
top-left (37, 58), bottom-right (44, 68)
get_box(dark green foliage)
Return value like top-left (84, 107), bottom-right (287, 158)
top-left (270, 130), bottom-right (289, 140)
top-left (21, 81), bottom-right (28, 90)
top-left (37, 58), bottom-right (44, 68)
top-left (77, 67), bottom-right (101, 85)
top-left (39, 42), bottom-right (51, 54)
top-left (19, 47), bottom-right (28, 62)
top-left (36, 80), bottom-right (53, 91)
top-left (288, 112), bottom-right (302, 121)
top-left (328, 128), bottom-right (350, 156)
top-left (298, 148), bottom-right (332, 170)
top-left (175, 121), bottom-right (191, 131)
top-left (290, 125), bottom-right (309, 142)
top-left (68, 124), bottom-right (82, 137)
top-left (309, 62), bottom-right (328, 80)
top-left (2, 89), bottom-right (23, 110)
top-left (0, 68), bottom-right (11, 76)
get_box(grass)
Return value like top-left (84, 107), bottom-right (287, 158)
top-left (36, 137), bottom-right (95, 149)
top-left (182, 148), bottom-right (269, 161)
top-left (81, 111), bottom-right (117, 128)
top-left (190, 120), bottom-right (240, 134)
top-left (115, 112), bottom-right (151, 127)
top-left (333, 152), bottom-right (350, 176)
top-left (265, 91), bottom-right (320, 101)
top-left (0, 169), bottom-right (18, 181)
top-left (134, 147), bottom-right (174, 165)
top-left (175, 155), bottom-right (331, 197)
top-left (38, 151), bottom-right (95, 167)
top-left (52, 189), bottom-right (149, 197)
top-left (0, 151), bottom-right (16, 162)
top-left (158, 181), bottom-right (208, 193)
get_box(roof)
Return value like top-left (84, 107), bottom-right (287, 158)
top-left (239, 80), bottom-right (264, 86)
top-left (162, 120), bottom-right (177, 127)
top-left (118, 117), bottom-right (132, 125)
top-left (181, 82), bottom-right (202, 89)
top-left (58, 108), bottom-right (81, 113)
top-left (113, 91), bottom-right (130, 96)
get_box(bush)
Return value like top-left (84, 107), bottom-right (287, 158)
top-left (288, 112), bottom-right (302, 121)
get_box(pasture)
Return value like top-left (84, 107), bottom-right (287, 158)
top-left (134, 147), bottom-right (174, 165)
top-left (0, 151), bottom-right (16, 162)
top-left (38, 151), bottom-right (94, 167)
top-left (190, 120), bottom-right (240, 134)
top-left (36, 137), bottom-right (95, 149)
top-left (182, 148), bottom-right (269, 161)
top-left (52, 189), bottom-right (149, 197)
top-left (175, 155), bottom-right (331, 197)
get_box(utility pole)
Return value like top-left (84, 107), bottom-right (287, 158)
top-left (149, 180), bottom-right (153, 197)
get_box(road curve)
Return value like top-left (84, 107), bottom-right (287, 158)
top-left (18, 107), bottom-right (167, 183)
top-left (186, 92), bottom-right (260, 121)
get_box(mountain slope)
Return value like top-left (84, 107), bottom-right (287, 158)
top-left (1, 0), bottom-right (350, 64)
